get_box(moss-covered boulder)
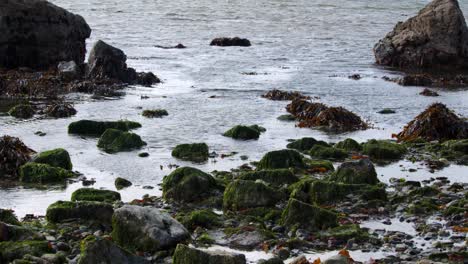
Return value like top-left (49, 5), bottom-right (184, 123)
top-left (71, 188), bottom-right (121, 203)
top-left (309, 145), bottom-right (348, 160)
top-left (223, 125), bottom-right (265, 140)
top-left (177, 209), bottom-right (222, 231)
top-left (8, 104), bottom-right (35, 119)
top-left (335, 138), bottom-right (362, 152)
top-left (223, 180), bottom-right (282, 211)
top-left (163, 167), bottom-right (218, 202)
top-left (239, 169), bottom-right (299, 187)
top-left (32, 148), bottom-right (72, 170)
top-left (78, 236), bottom-right (149, 264)
top-left (46, 201), bottom-right (113, 224)
top-left (142, 109), bottom-right (168, 118)
top-left (112, 205), bottom-right (189, 253)
top-left (307, 160), bottom-right (335, 172)
top-left (97, 129), bottom-right (146, 153)
top-left (329, 159), bottom-right (379, 185)
top-left (281, 199), bottom-right (338, 232)
top-left (115, 177), bottom-right (132, 190)
top-left (362, 139), bottom-right (407, 160)
top-left (19, 162), bottom-right (74, 183)
top-left (0, 241), bottom-right (51, 263)
top-left (173, 244), bottom-right (246, 264)
top-left (287, 137), bottom-right (329, 152)
top-left (257, 149), bottom-right (305, 170)
top-left (171, 143), bottom-right (209, 162)
top-left (0, 222), bottom-right (44, 242)
top-left (68, 120), bottom-right (141, 136)
top-left (0, 209), bottom-right (20, 225)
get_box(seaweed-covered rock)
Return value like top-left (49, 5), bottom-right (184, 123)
top-left (45, 102), bottom-right (77, 118)
top-left (115, 177), bottom-right (132, 190)
top-left (210, 37), bottom-right (251, 47)
top-left (171, 143), bottom-right (209, 162)
top-left (362, 139), bottom-right (407, 160)
top-left (286, 99), bottom-right (367, 132)
top-left (173, 244), bottom-right (246, 264)
top-left (257, 149), bottom-right (304, 170)
top-left (0, 241), bottom-right (51, 263)
top-left (239, 169), bottom-right (299, 187)
top-left (78, 236), bottom-right (149, 264)
top-left (68, 120), bottom-right (141, 136)
top-left (330, 159), bottom-right (379, 185)
top-left (112, 205), bottom-right (189, 253)
top-left (420, 88), bottom-right (440, 97)
top-left (71, 188), bottom-right (121, 202)
top-left (223, 180), bottom-right (282, 211)
top-left (136, 72), bottom-right (161, 87)
top-left (262, 89), bottom-right (310, 101)
top-left (32, 148), bottom-right (72, 170)
top-left (0, 136), bottom-right (35, 180)
top-left (8, 104), bottom-right (35, 119)
top-left (309, 145), bottom-right (348, 160)
top-left (373, 0), bottom-right (468, 69)
top-left (281, 199), bottom-right (338, 231)
top-left (308, 160), bottom-right (335, 172)
top-left (19, 162), bottom-right (74, 183)
top-left (163, 167), bottom-right (218, 202)
top-left (142, 109), bottom-right (168, 118)
top-left (0, 0), bottom-right (91, 69)
top-left (177, 209), bottom-right (221, 231)
top-left (0, 209), bottom-right (20, 226)
top-left (335, 138), bottom-right (362, 152)
top-left (0, 222), bottom-right (44, 242)
top-left (397, 103), bottom-right (468, 142)
top-left (223, 125), bottom-right (265, 140)
top-left (97, 129), bottom-right (146, 153)
top-left (286, 138), bottom-right (329, 152)
top-left (46, 201), bottom-right (113, 223)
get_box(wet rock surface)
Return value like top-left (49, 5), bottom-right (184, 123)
top-left (210, 37), bottom-right (251, 47)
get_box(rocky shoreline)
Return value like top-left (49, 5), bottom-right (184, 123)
top-left (0, 0), bottom-right (467, 263)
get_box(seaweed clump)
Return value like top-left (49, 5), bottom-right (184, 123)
top-left (0, 136), bottom-right (35, 180)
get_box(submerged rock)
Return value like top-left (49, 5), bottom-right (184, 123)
top-left (79, 236), bottom-right (149, 264)
top-left (19, 162), bottom-right (74, 183)
top-left (286, 99), bottom-right (367, 132)
top-left (171, 143), bottom-right (210, 162)
top-left (71, 188), bottom-right (121, 202)
top-left (0, 136), bottom-right (35, 180)
top-left (262, 89), bottom-right (310, 101)
top-left (163, 167), bottom-right (218, 203)
top-left (210, 37), bottom-right (251, 47)
top-left (45, 102), bottom-right (77, 118)
top-left (142, 109), bottom-right (168, 118)
top-left (330, 159), bottom-right (379, 185)
top-left (397, 103), bottom-right (468, 142)
top-left (173, 244), bottom-right (246, 264)
top-left (46, 201), bottom-right (113, 223)
top-left (223, 125), bottom-right (266, 140)
top-left (112, 205), bottom-right (189, 253)
top-left (8, 104), bottom-right (35, 119)
top-left (257, 149), bottom-right (305, 170)
top-left (281, 198), bottom-right (338, 232)
top-left (97, 128), bottom-right (146, 153)
top-left (223, 180), bottom-right (282, 211)
top-left (68, 120), bottom-right (141, 136)
top-left (32, 148), bottom-right (73, 170)
top-left (374, 0), bottom-right (468, 69)
top-left (0, 0), bottom-right (91, 69)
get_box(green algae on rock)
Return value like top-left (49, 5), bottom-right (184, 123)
top-left (8, 104), bottom-right (35, 119)
top-left (286, 137), bottom-right (329, 152)
top-left (142, 109), bottom-right (168, 118)
top-left (78, 236), bottom-right (149, 264)
top-left (97, 128), bottom-right (146, 153)
top-left (163, 167), bottom-right (219, 202)
top-left (19, 162), bottom-right (74, 183)
top-left (309, 145), bottom-right (348, 160)
top-left (362, 139), bottom-right (407, 161)
top-left (329, 159), bottom-right (379, 185)
top-left (239, 169), bottom-right (299, 187)
top-left (257, 149), bottom-right (305, 170)
top-left (335, 138), bottom-right (362, 152)
top-left (223, 180), bottom-right (283, 211)
top-left (0, 241), bottom-right (51, 263)
top-left (46, 201), bottom-right (113, 224)
top-left (115, 177), bottom-right (132, 190)
top-left (307, 160), bottom-right (335, 172)
top-left (177, 209), bottom-right (222, 231)
top-left (171, 143), bottom-right (209, 162)
top-left (223, 125), bottom-right (265, 140)
top-left (68, 120), bottom-right (142, 136)
top-left (173, 244), bottom-right (246, 264)
top-left (32, 148), bottom-right (73, 170)
top-left (71, 188), bottom-right (121, 203)
top-left (281, 198), bottom-right (338, 232)
top-left (0, 209), bottom-right (21, 225)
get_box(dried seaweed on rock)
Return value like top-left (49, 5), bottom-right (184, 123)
top-left (0, 136), bottom-right (35, 180)
top-left (262, 89), bottom-right (310, 101)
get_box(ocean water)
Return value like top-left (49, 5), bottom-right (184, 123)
top-left (0, 0), bottom-right (467, 226)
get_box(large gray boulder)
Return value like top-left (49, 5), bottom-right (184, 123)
top-left (0, 0), bottom-right (91, 69)
top-left (112, 205), bottom-right (190, 253)
top-left (374, 0), bottom-right (468, 69)
top-left (78, 238), bottom-right (149, 264)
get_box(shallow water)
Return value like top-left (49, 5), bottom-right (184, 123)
top-left (0, 0), bottom-right (467, 255)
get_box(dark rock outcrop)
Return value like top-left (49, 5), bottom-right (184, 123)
top-left (0, 136), bottom-right (35, 180)
top-left (0, 0), bottom-right (91, 69)
top-left (374, 0), bottom-right (468, 69)
top-left (210, 37), bottom-right (251, 47)
top-left (262, 89), bottom-right (310, 101)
